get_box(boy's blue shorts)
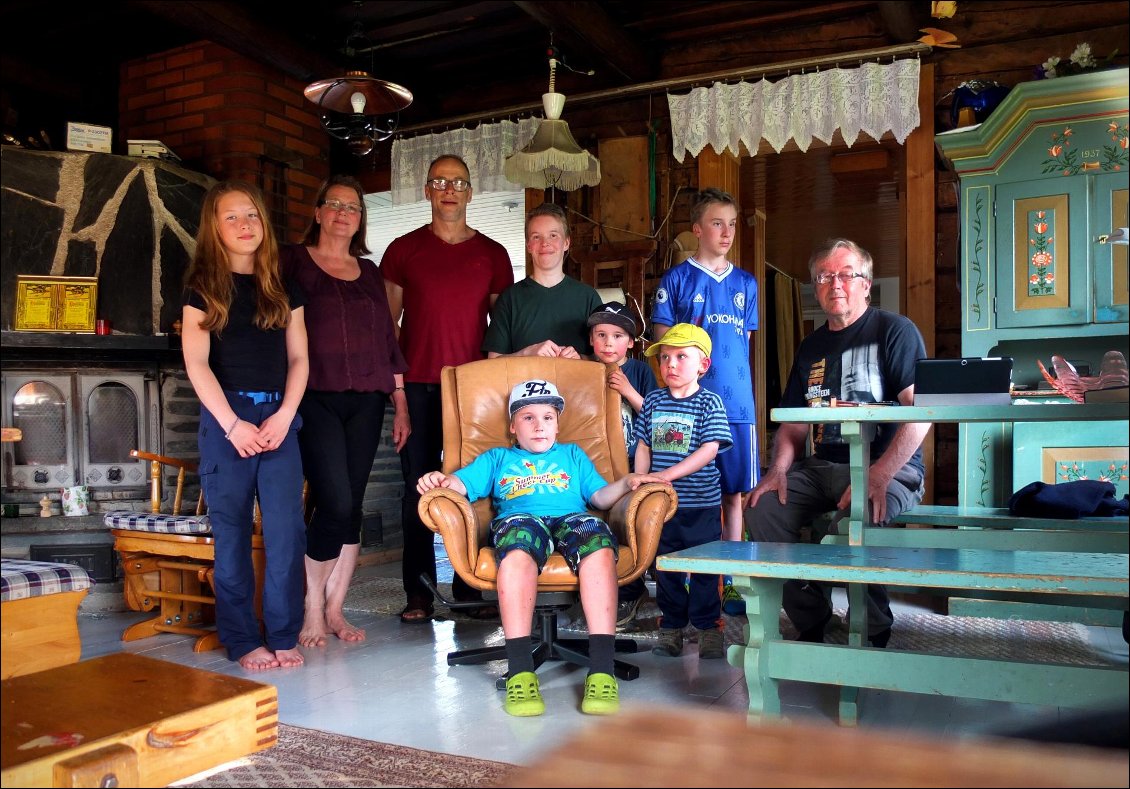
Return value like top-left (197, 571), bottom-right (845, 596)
top-left (716, 422), bottom-right (760, 495)
top-left (491, 512), bottom-right (618, 573)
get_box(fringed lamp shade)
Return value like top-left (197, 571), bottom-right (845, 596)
top-left (503, 119), bottom-right (601, 190)
top-left (504, 59), bottom-right (600, 191)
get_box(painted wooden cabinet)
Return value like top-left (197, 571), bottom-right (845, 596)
top-left (936, 69), bottom-right (1129, 506)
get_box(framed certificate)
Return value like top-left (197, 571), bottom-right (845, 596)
top-left (14, 275), bottom-right (98, 333)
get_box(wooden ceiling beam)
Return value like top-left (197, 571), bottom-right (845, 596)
top-left (513, 1), bottom-right (654, 82)
top-left (633, 0), bottom-right (877, 42)
top-left (355, 1), bottom-right (513, 47)
top-left (126, 0), bottom-right (338, 82)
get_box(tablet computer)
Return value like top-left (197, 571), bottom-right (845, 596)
top-left (913, 357), bottom-right (1013, 406)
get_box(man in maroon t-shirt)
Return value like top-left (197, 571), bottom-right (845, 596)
top-left (382, 154), bottom-right (514, 623)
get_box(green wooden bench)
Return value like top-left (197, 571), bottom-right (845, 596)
top-left (825, 505), bottom-right (1129, 623)
top-left (657, 540), bottom-right (1129, 726)
top-left (892, 505), bottom-right (1129, 532)
top-left (816, 506), bottom-right (1127, 552)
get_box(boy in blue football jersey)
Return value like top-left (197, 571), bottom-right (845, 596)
top-left (651, 188), bottom-right (759, 614)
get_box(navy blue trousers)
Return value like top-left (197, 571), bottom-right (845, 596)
top-left (198, 394), bottom-right (306, 661)
top-left (655, 506), bottom-right (722, 630)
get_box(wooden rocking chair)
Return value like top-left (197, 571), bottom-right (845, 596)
top-left (106, 450), bottom-right (267, 652)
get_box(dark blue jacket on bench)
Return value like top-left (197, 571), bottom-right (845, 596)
top-left (1009, 479), bottom-right (1129, 519)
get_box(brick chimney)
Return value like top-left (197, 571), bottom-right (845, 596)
top-left (118, 42), bottom-right (330, 242)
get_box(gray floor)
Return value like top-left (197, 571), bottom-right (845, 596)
top-left (78, 557), bottom-right (1128, 767)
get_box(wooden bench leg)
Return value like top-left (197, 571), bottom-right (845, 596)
top-left (839, 583), bottom-right (871, 726)
top-left (729, 576), bottom-right (784, 720)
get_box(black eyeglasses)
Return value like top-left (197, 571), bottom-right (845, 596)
top-left (814, 271), bottom-right (868, 286)
top-left (427, 177), bottom-right (471, 192)
top-left (322, 199), bottom-right (362, 216)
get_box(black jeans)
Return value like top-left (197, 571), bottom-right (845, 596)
top-left (297, 389), bottom-right (387, 562)
top-left (399, 383), bottom-right (476, 604)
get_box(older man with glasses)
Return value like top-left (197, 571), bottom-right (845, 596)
top-left (745, 237), bottom-right (930, 648)
top-left (381, 154), bottom-right (514, 624)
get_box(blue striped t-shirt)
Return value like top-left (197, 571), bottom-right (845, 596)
top-left (634, 387), bottom-right (731, 507)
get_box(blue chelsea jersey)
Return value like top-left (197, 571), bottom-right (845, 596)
top-left (652, 259), bottom-right (758, 422)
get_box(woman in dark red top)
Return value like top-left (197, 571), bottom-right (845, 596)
top-left (282, 175), bottom-right (409, 647)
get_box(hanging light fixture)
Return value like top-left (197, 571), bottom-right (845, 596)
top-left (504, 49), bottom-right (600, 191)
top-left (304, 23), bottom-right (412, 157)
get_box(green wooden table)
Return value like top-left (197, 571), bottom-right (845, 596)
top-left (770, 402), bottom-right (1129, 546)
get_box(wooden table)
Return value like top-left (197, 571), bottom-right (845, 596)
top-left (1, 653), bottom-right (277, 787)
top-left (505, 706), bottom-right (1129, 787)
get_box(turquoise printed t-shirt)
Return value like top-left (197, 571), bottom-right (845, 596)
top-left (453, 442), bottom-right (609, 518)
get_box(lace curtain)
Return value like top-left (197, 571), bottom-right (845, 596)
top-left (391, 118), bottom-right (539, 205)
top-left (668, 58), bottom-right (921, 160)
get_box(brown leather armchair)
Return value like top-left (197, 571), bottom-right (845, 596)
top-left (418, 357), bottom-right (676, 684)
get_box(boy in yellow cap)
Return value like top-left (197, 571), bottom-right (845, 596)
top-left (636, 324), bottom-right (732, 659)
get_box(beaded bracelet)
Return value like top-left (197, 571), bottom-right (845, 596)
top-left (224, 417), bottom-right (240, 439)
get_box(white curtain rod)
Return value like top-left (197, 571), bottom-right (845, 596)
top-left (397, 42), bottom-right (932, 135)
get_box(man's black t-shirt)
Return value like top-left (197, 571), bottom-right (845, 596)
top-left (780, 307), bottom-right (925, 476)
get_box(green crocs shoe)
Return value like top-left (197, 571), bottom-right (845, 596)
top-left (581, 672), bottom-right (619, 715)
top-left (722, 582), bottom-right (746, 616)
top-left (504, 671), bottom-right (545, 717)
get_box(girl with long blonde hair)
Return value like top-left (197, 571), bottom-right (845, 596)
top-left (182, 180), bottom-right (310, 671)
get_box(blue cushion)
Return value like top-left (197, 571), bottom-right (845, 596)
top-left (104, 510), bottom-right (211, 534)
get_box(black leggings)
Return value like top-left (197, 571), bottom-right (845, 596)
top-left (297, 389), bottom-right (388, 561)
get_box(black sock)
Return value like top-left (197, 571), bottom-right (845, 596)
top-left (588, 633), bottom-right (615, 676)
top-left (505, 636), bottom-right (535, 675)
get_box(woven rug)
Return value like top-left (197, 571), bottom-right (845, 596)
top-left (180, 723), bottom-right (515, 788)
top-left (343, 575), bottom-right (1111, 666)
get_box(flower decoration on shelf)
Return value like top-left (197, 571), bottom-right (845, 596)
top-left (1036, 42), bottom-right (1119, 79)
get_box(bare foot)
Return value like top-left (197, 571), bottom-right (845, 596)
top-left (275, 647), bottom-right (304, 668)
top-left (299, 610), bottom-right (329, 648)
top-left (238, 647), bottom-right (279, 672)
top-left (327, 611), bottom-right (366, 642)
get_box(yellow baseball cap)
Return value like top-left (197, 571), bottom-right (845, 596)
top-left (644, 323), bottom-right (712, 357)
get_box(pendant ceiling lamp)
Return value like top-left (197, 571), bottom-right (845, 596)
top-left (504, 52), bottom-right (600, 191)
top-left (304, 23), bottom-right (412, 157)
